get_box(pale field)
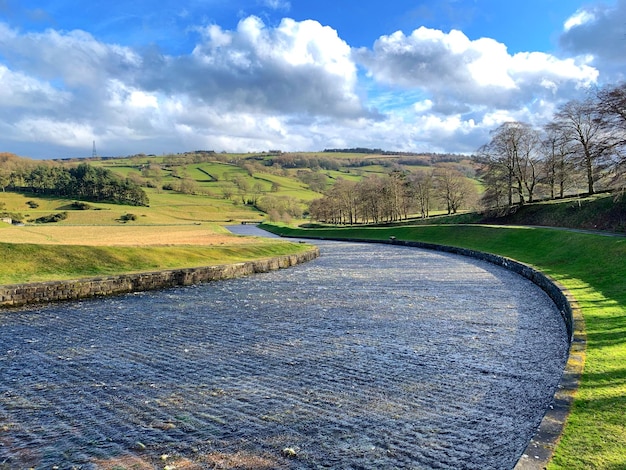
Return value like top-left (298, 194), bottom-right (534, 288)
top-left (0, 224), bottom-right (254, 246)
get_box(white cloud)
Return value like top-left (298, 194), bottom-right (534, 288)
top-left (0, 4), bottom-right (622, 159)
top-left (348, 24), bottom-right (604, 154)
top-left (260, 0), bottom-right (290, 10)
top-left (563, 9), bottom-right (596, 31)
top-left (0, 64), bottom-right (69, 110)
top-left (0, 16), bottom-right (379, 157)
top-left (180, 16), bottom-right (369, 118)
top-left (559, 0), bottom-right (626, 80)
top-left (413, 99), bottom-right (433, 113)
top-left (13, 118), bottom-right (95, 148)
top-left (0, 23), bottom-right (140, 88)
top-left (356, 26), bottom-right (598, 111)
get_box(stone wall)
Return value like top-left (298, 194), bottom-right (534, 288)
top-left (0, 247), bottom-right (319, 308)
top-left (280, 234), bottom-right (583, 470)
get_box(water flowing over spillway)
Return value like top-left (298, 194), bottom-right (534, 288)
top-left (0, 231), bottom-right (568, 469)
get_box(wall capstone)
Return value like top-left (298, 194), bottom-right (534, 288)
top-left (0, 247), bottom-right (319, 309)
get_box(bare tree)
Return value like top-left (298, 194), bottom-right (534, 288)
top-left (387, 170), bottom-right (410, 221)
top-left (328, 178), bottom-right (359, 224)
top-left (434, 167), bottom-right (476, 214)
top-left (408, 170), bottom-right (434, 218)
top-left (552, 98), bottom-right (615, 195)
top-left (232, 176), bottom-right (250, 204)
top-left (251, 182), bottom-right (264, 205)
top-left (358, 175), bottom-right (385, 224)
top-left (479, 121), bottom-right (541, 206)
top-left (596, 82), bottom-right (626, 189)
top-left (597, 82), bottom-right (626, 136)
top-left (309, 197), bottom-right (332, 223)
top-left (541, 123), bottom-right (575, 199)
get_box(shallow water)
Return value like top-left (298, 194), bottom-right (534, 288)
top-left (0, 231), bottom-right (568, 469)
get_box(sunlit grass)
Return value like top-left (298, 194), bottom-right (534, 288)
top-left (0, 239), bottom-right (312, 284)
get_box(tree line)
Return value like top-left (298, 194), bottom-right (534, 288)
top-left (0, 156), bottom-right (149, 206)
top-left (479, 82), bottom-right (626, 209)
top-left (308, 168), bottom-right (477, 224)
top-left (308, 82), bottom-right (625, 224)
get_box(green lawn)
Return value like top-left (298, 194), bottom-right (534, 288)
top-left (0, 239), bottom-right (313, 285)
top-left (0, 190), bottom-right (265, 225)
top-left (262, 223), bottom-right (626, 469)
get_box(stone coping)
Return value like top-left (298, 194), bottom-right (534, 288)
top-left (0, 247), bottom-right (320, 309)
top-left (389, 239), bottom-right (586, 470)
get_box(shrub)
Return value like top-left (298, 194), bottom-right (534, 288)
top-left (71, 201), bottom-right (92, 210)
top-left (32, 212), bottom-right (68, 223)
top-left (26, 200), bottom-right (39, 209)
top-left (120, 213), bottom-right (138, 222)
top-left (0, 211), bottom-right (24, 222)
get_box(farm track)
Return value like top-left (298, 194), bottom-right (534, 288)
top-left (0, 239), bottom-right (568, 469)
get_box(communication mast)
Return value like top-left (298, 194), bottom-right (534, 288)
top-left (92, 141), bottom-right (97, 158)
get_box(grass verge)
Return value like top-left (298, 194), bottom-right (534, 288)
top-left (262, 222), bottom-right (626, 469)
top-left (0, 239), bottom-right (312, 285)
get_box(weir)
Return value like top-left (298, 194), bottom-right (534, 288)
top-left (0, 235), bottom-right (568, 469)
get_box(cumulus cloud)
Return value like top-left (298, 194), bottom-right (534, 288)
top-left (355, 26), bottom-right (598, 112)
top-left (0, 16), bottom-right (378, 157)
top-left (169, 16), bottom-right (370, 118)
top-left (0, 23), bottom-right (140, 88)
top-left (0, 65), bottom-right (69, 111)
top-left (347, 24), bottom-right (605, 153)
top-left (559, 0), bottom-right (626, 80)
top-left (0, 4), bottom-right (621, 159)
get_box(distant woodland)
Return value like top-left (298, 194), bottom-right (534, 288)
top-left (0, 155), bottom-right (149, 206)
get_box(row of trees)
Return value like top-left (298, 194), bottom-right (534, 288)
top-left (479, 82), bottom-right (626, 208)
top-left (308, 168), bottom-right (477, 224)
top-left (0, 157), bottom-right (149, 206)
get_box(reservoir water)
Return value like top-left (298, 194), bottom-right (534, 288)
top-left (0, 227), bottom-right (568, 469)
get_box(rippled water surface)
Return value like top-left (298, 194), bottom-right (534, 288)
top-left (0, 229), bottom-right (568, 469)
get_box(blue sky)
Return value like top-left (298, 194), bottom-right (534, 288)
top-left (0, 0), bottom-right (624, 158)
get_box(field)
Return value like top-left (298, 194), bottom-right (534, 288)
top-left (0, 187), bottom-right (308, 284)
top-left (0, 223), bottom-right (251, 246)
top-left (0, 189), bottom-right (264, 226)
top-left (92, 156), bottom-right (326, 205)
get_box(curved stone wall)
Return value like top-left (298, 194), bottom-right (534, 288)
top-left (0, 247), bottom-right (320, 308)
top-left (283, 234), bottom-right (585, 470)
top-left (384, 238), bottom-right (586, 469)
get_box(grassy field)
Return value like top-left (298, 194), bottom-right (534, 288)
top-left (0, 233), bottom-right (312, 285)
top-left (0, 190), bottom-right (265, 225)
top-left (263, 222), bottom-right (626, 469)
top-left (481, 193), bottom-right (626, 233)
top-left (0, 190), bottom-right (309, 285)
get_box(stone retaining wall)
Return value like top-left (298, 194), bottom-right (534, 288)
top-left (386, 238), bottom-right (585, 470)
top-left (282, 234), bottom-right (584, 470)
top-left (0, 247), bottom-right (320, 308)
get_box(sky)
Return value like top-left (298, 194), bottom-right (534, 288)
top-left (0, 0), bottom-right (624, 159)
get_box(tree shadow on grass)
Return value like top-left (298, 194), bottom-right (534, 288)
top-left (584, 314), bottom-right (626, 349)
top-left (579, 367), bottom-right (626, 390)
